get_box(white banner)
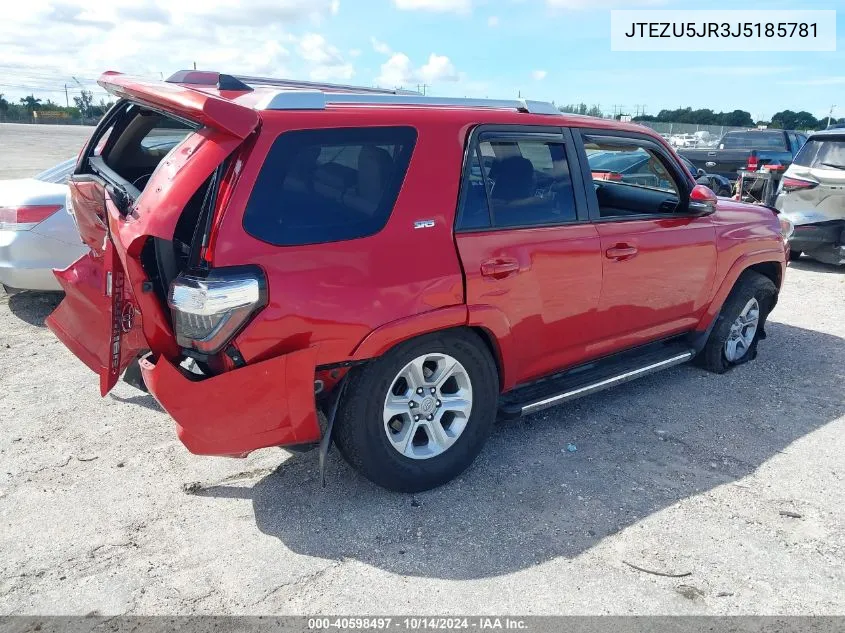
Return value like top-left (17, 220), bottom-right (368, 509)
top-left (611, 10), bottom-right (837, 52)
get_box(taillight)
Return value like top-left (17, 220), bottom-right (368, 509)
top-left (781, 176), bottom-right (819, 193)
top-left (0, 204), bottom-right (62, 231)
top-left (746, 152), bottom-right (759, 171)
top-left (167, 266), bottom-right (267, 355)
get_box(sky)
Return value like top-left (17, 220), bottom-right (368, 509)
top-left (1, 0), bottom-right (843, 121)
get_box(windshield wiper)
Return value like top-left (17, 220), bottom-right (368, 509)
top-left (820, 162), bottom-right (845, 171)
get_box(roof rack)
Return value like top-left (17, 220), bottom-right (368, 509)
top-left (233, 75), bottom-right (420, 96)
top-left (165, 70), bottom-right (561, 116)
top-left (257, 92), bottom-right (562, 116)
top-left (166, 70), bottom-right (420, 96)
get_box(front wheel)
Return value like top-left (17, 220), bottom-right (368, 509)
top-left (333, 330), bottom-right (499, 492)
top-left (697, 271), bottom-right (777, 373)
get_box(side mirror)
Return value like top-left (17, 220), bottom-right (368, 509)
top-left (688, 184), bottom-right (718, 216)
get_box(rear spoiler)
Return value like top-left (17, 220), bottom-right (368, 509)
top-left (97, 71), bottom-right (259, 139)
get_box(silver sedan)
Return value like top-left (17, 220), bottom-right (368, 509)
top-left (0, 159), bottom-right (87, 293)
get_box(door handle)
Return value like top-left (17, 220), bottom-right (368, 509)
top-left (605, 244), bottom-right (638, 260)
top-left (480, 258), bottom-right (520, 279)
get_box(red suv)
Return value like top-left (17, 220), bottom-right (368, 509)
top-left (48, 71), bottom-right (789, 492)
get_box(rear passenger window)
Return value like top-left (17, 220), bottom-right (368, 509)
top-left (243, 126), bottom-right (416, 246)
top-left (457, 134), bottom-right (577, 230)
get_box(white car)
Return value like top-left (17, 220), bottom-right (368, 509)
top-left (775, 128), bottom-right (845, 266)
top-left (1, 135), bottom-right (186, 294)
top-left (0, 159), bottom-right (87, 293)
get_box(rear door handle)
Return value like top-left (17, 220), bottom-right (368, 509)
top-left (605, 244), bottom-right (638, 260)
top-left (480, 257), bottom-right (520, 279)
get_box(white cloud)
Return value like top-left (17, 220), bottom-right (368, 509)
top-left (297, 33), bottom-right (355, 80)
top-left (420, 54), bottom-right (459, 82)
top-left (376, 52), bottom-right (460, 88)
top-left (377, 53), bottom-right (415, 87)
top-left (531, 69), bottom-right (547, 80)
top-left (0, 0), bottom-right (347, 100)
top-left (487, 15), bottom-right (499, 27)
top-left (371, 37), bottom-right (393, 55)
top-left (393, 0), bottom-right (472, 13)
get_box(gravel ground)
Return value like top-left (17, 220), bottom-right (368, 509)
top-left (0, 123), bottom-right (843, 616)
top-left (0, 123), bottom-right (95, 179)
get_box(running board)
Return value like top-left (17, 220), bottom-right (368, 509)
top-left (499, 341), bottom-right (695, 419)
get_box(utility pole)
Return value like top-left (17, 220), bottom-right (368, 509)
top-left (193, 61), bottom-right (197, 70)
top-left (64, 84), bottom-right (69, 108)
top-left (827, 104), bottom-right (836, 129)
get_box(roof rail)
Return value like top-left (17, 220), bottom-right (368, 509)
top-left (258, 92), bottom-right (562, 116)
top-left (167, 70), bottom-right (419, 96)
top-left (233, 75), bottom-right (420, 96)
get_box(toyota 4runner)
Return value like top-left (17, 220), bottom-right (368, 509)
top-left (47, 71), bottom-right (790, 492)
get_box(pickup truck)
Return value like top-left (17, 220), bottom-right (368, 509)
top-left (680, 129), bottom-right (807, 181)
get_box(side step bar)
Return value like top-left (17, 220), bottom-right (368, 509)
top-left (499, 341), bottom-right (695, 419)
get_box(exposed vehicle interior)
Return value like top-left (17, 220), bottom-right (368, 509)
top-left (583, 136), bottom-right (682, 218)
top-left (95, 105), bottom-right (192, 193)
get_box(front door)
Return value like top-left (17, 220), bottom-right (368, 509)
top-left (576, 131), bottom-right (717, 354)
top-left (455, 127), bottom-right (602, 387)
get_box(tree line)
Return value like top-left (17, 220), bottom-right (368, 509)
top-left (558, 103), bottom-right (844, 130)
top-left (0, 90), bottom-right (115, 121)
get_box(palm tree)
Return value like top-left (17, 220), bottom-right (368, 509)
top-left (20, 95), bottom-right (42, 113)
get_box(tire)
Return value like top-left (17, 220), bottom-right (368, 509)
top-left (789, 249), bottom-right (802, 262)
top-left (697, 271), bottom-right (777, 374)
top-left (333, 330), bottom-right (499, 492)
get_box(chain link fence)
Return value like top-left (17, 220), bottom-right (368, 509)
top-left (621, 119), bottom-right (818, 147)
top-left (634, 121), bottom-right (753, 148)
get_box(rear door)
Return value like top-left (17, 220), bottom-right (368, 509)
top-left (47, 76), bottom-right (258, 395)
top-left (574, 130), bottom-right (717, 352)
top-left (455, 126), bottom-right (602, 386)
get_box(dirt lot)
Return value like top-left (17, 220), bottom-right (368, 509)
top-left (0, 123), bottom-right (844, 615)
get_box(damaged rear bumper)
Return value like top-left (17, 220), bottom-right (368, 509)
top-left (139, 347), bottom-right (321, 456)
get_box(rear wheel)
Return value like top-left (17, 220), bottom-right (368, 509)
top-left (697, 271), bottom-right (777, 373)
top-left (333, 330), bottom-right (498, 492)
top-left (789, 249), bottom-right (802, 261)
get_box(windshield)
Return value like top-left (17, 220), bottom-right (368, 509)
top-left (34, 158), bottom-right (76, 184)
top-left (793, 138), bottom-right (845, 169)
top-left (721, 132), bottom-right (787, 150)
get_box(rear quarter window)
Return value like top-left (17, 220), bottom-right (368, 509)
top-left (792, 137), bottom-right (845, 168)
top-left (243, 126), bottom-right (417, 246)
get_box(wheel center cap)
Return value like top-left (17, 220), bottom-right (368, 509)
top-left (420, 397), bottom-right (436, 414)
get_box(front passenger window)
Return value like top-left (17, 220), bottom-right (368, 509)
top-left (584, 135), bottom-right (682, 219)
